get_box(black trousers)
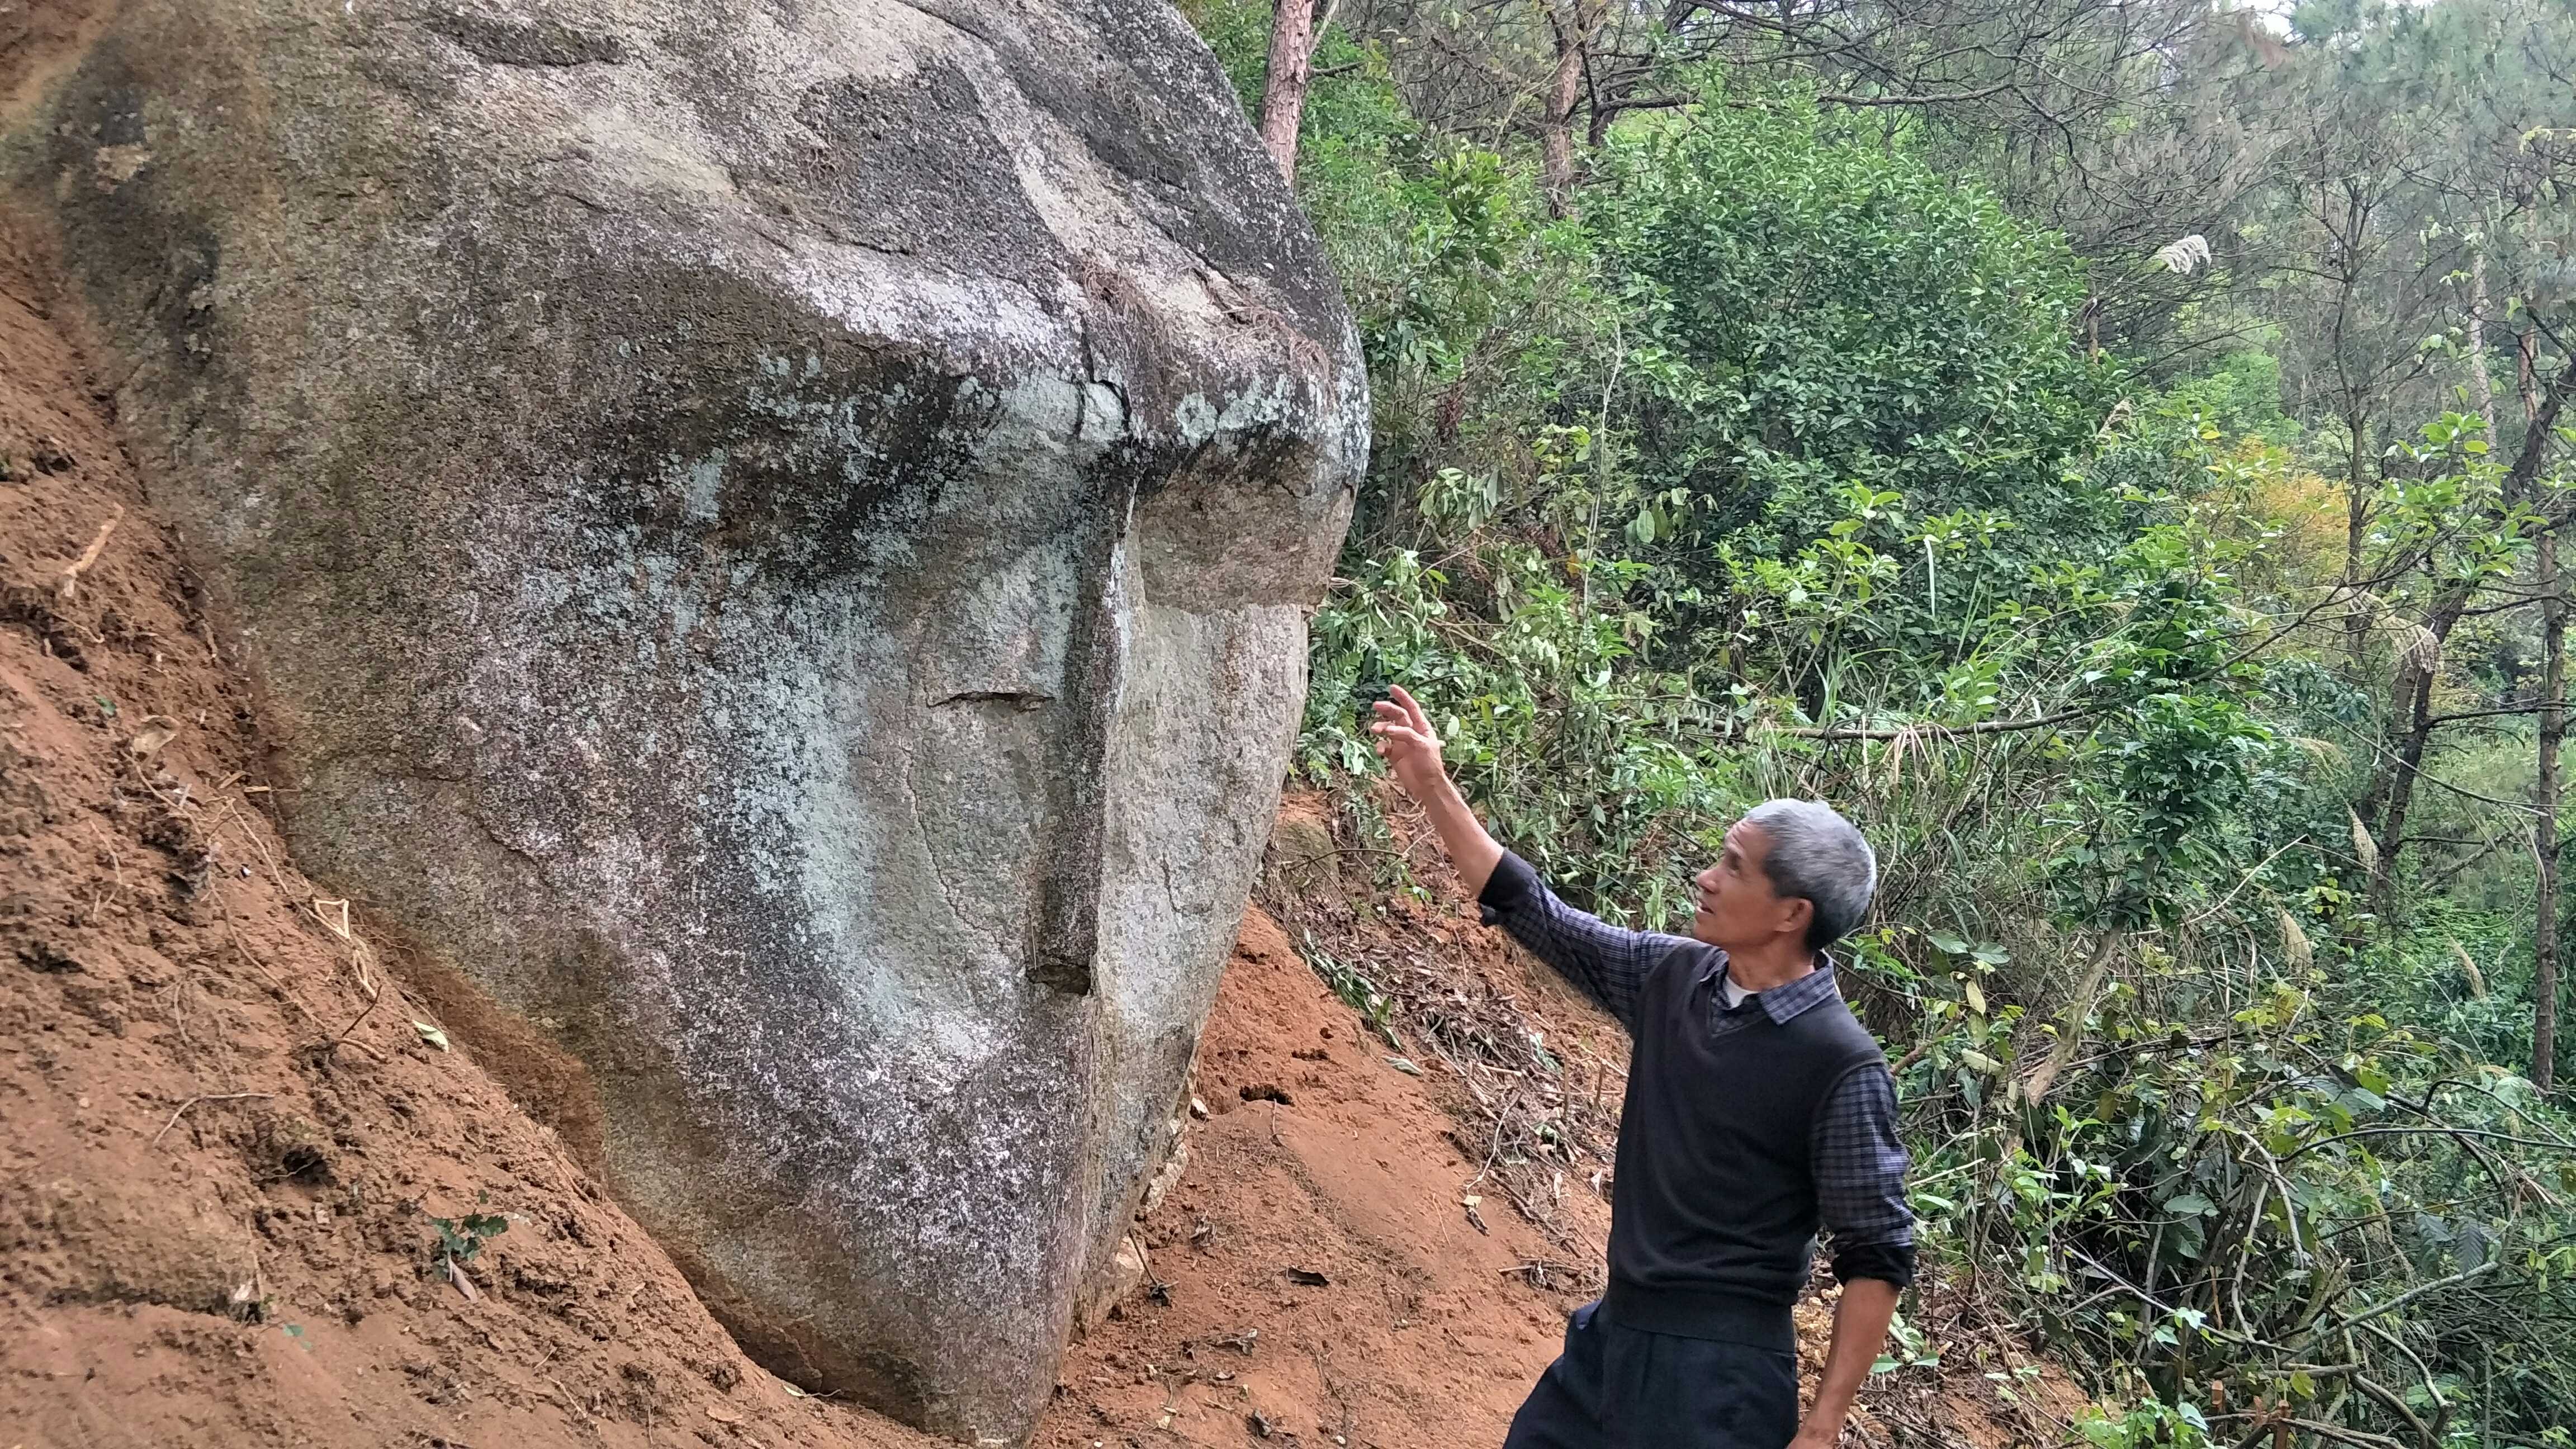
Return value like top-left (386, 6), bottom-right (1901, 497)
top-left (1501, 1299), bottom-right (1800, 1449)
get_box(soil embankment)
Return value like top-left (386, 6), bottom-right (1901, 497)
top-left (1039, 905), bottom-right (1611, 1447)
top-left (0, 231), bottom-right (939, 1449)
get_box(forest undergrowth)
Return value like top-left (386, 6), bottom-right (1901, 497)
top-left (1199, 0), bottom-right (2576, 1443)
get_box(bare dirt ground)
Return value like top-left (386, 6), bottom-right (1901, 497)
top-left (1037, 903), bottom-right (1610, 1449)
top-left (2, 210), bottom-right (2084, 1449)
top-left (0, 227), bottom-right (937, 1449)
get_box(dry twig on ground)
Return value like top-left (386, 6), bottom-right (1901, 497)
top-left (56, 503), bottom-right (123, 603)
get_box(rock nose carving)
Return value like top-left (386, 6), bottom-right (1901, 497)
top-left (7, 1), bottom-right (1363, 1441)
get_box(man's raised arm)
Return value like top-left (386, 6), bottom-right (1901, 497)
top-left (1366, 683), bottom-right (1503, 893)
top-left (1370, 685), bottom-right (1689, 1033)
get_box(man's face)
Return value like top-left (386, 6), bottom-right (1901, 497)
top-left (1690, 820), bottom-right (1803, 953)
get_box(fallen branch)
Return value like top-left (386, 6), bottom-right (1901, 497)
top-left (2016, 931), bottom-right (2122, 1106)
top-left (56, 504), bottom-right (125, 603)
top-left (2422, 700), bottom-right (2561, 726)
top-left (2283, 1418), bottom-right (2408, 1449)
top-left (2331, 1261), bottom-right (2501, 1337)
top-left (151, 1091), bottom-right (275, 1147)
top-left (2280, 1125), bottom-right (2576, 1164)
top-left (1780, 708), bottom-right (2092, 742)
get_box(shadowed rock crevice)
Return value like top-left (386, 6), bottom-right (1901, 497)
top-left (4, 1), bottom-right (1363, 1442)
top-left (427, 13), bottom-right (627, 68)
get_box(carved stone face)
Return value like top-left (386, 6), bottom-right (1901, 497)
top-left (17, 0), bottom-right (1364, 1439)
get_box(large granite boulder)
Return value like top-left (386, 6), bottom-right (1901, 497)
top-left (5, 1), bottom-right (1361, 1440)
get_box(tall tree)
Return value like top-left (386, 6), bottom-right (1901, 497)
top-left (2366, 354), bottom-right (2576, 925)
top-left (2537, 503), bottom-right (2565, 1089)
top-left (1537, 0), bottom-right (1606, 214)
top-left (1259, 0), bottom-right (1332, 179)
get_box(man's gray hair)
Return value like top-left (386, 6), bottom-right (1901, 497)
top-left (1742, 798), bottom-right (1878, 950)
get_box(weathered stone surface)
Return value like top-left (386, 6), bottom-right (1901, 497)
top-left (4, 1), bottom-right (1360, 1441)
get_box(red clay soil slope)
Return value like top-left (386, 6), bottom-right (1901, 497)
top-left (1035, 905), bottom-right (1607, 1448)
top-left (0, 229), bottom-right (940, 1449)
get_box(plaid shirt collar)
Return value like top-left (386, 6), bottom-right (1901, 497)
top-left (1699, 950), bottom-right (1843, 1025)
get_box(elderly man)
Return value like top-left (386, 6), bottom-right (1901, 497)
top-left (1369, 685), bottom-right (1910, 1449)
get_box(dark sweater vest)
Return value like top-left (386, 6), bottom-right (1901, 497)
top-left (1602, 944), bottom-right (1885, 1352)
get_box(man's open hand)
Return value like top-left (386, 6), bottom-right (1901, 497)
top-left (1362, 683), bottom-right (1503, 896)
top-left (1367, 684), bottom-right (1447, 803)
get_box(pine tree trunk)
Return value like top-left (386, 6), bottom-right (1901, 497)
top-left (2537, 524), bottom-right (2564, 1091)
top-left (1258, 0), bottom-right (1319, 182)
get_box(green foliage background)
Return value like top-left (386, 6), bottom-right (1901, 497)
top-left (1187, 1), bottom-right (2576, 1443)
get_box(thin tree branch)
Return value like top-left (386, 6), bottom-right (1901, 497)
top-left (1779, 708), bottom-right (2092, 742)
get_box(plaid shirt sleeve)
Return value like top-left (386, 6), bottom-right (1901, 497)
top-left (1475, 850), bottom-right (1696, 1036)
top-left (1812, 1063), bottom-right (1916, 1288)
